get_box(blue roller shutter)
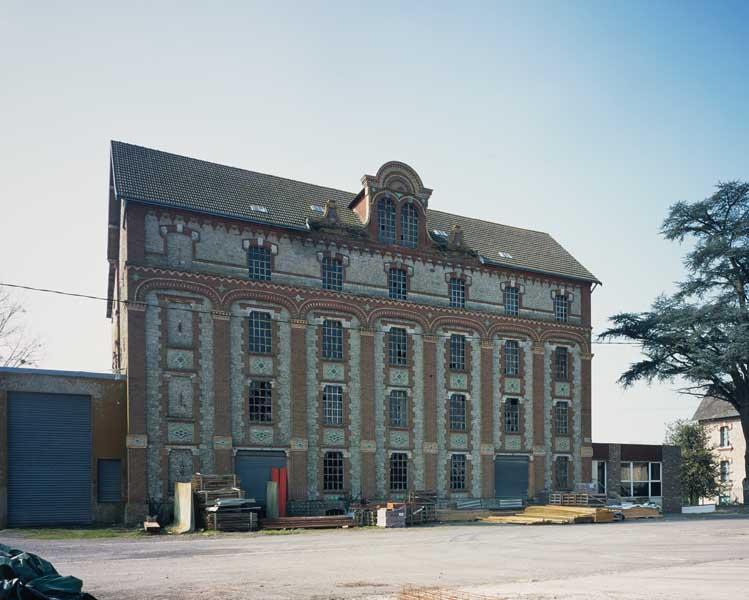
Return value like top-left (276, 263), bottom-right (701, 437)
top-left (98, 459), bottom-right (122, 503)
top-left (234, 451), bottom-right (286, 509)
top-left (7, 392), bottom-right (92, 526)
top-left (494, 455), bottom-right (529, 500)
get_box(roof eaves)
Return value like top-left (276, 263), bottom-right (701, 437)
top-left (479, 255), bottom-right (602, 285)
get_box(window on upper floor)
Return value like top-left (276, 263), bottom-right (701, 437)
top-left (504, 286), bottom-right (519, 316)
top-left (322, 384), bottom-right (344, 426)
top-left (555, 401), bottom-right (569, 435)
top-left (555, 347), bottom-right (569, 380)
top-left (321, 256), bottom-right (343, 292)
top-left (378, 197), bottom-right (396, 244)
top-left (720, 426), bottom-right (730, 447)
top-left (449, 393), bottom-right (467, 431)
top-left (504, 398), bottom-right (520, 433)
top-left (449, 277), bottom-right (466, 308)
top-left (388, 268), bottom-right (408, 300)
top-left (554, 295), bottom-right (569, 323)
top-left (504, 340), bottom-right (519, 376)
top-left (322, 319), bottom-right (343, 360)
top-left (248, 246), bottom-right (271, 281)
top-left (248, 311), bottom-right (272, 354)
top-left (248, 380), bottom-right (272, 423)
top-left (388, 327), bottom-right (408, 366)
top-left (449, 334), bottom-right (466, 370)
top-left (450, 454), bottom-right (467, 490)
top-left (390, 452), bottom-right (408, 491)
top-left (400, 202), bottom-right (419, 248)
top-left (323, 451), bottom-right (344, 491)
top-left (389, 390), bottom-right (408, 428)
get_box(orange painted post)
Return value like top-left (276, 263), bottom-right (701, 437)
top-left (279, 466), bottom-right (288, 517)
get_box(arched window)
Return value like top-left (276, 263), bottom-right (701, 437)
top-left (400, 202), bottom-right (419, 248)
top-left (378, 197), bottom-right (396, 243)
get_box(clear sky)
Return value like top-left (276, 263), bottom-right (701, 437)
top-left (1, 1), bottom-right (747, 443)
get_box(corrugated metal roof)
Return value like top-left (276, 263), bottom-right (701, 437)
top-left (111, 141), bottom-right (599, 283)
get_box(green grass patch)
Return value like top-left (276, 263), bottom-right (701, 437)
top-left (18, 528), bottom-right (144, 540)
top-left (258, 528), bottom-right (302, 536)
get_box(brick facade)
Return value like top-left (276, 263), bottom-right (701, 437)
top-left (109, 155), bottom-right (596, 522)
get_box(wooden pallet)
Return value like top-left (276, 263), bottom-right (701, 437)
top-left (621, 506), bottom-right (661, 520)
top-left (192, 473), bottom-right (238, 492)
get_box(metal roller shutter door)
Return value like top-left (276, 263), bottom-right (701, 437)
top-left (7, 392), bottom-right (92, 526)
top-left (234, 451), bottom-right (286, 509)
top-left (494, 455), bottom-right (529, 500)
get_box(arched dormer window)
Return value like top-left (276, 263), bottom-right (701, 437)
top-left (378, 196), bottom-right (396, 244)
top-left (400, 202), bottom-right (419, 248)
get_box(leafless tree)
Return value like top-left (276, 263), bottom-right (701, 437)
top-left (0, 289), bottom-right (42, 367)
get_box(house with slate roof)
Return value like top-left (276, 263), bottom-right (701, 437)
top-left (693, 396), bottom-right (746, 504)
top-left (105, 141), bottom-right (599, 523)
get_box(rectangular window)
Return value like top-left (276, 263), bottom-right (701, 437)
top-left (97, 459), bottom-right (122, 503)
top-left (449, 334), bottom-right (466, 370)
top-left (322, 319), bottom-right (343, 360)
top-left (400, 203), bottom-right (419, 248)
top-left (504, 398), bottom-right (520, 433)
top-left (504, 340), bottom-right (519, 376)
top-left (449, 393), bottom-right (467, 431)
top-left (720, 426), bottom-right (730, 447)
top-left (555, 347), bottom-right (569, 380)
top-left (322, 385), bottom-right (344, 426)
top-left (621, 461), bottom-right (662, 497)
top-left (388, 268), bottom-right (408, 300)
top-left (503, 286), bottom-right (519, 316)
top-left (449, 278), bottom-right (466, 308)
top-left (450, 454), bottom-right (467, 490)
top-left (554, 401), bottom-right (569, 435)
top-left (388, 327), bottom-right (408, 366)
top-left (248, 380), bottom-right (273, 423)
top-left (720, 460), bottom-right (730, 483)
top-left (248, 311), bottom-right (272, 354)
top-left (321, 256), bottom-right (343, 291)
top-left (389, 390), bottom-right (408, 428)
top-left (378, 198), bottom-right (396, 244)
top-left (555, 456), bottom-right (570, 491)
top-left (323, 451), bottom-right (344, 491)
top-left (554, 295), bottom-right (569, 323)
top-left (248, 246), bottom-right (271, 281)
top-left (390, 452), bottom-right (409, 491)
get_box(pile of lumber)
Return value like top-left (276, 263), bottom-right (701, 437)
top-left (436, 509), bottom-right (491, 522)
top-left (621, 506), bottom-right (661, 520)
top-left (205, 499), bottom-right (260, 532)
top-left (549, 492), bottom-right (606, 507)
top-left (192, 473), bottom-right (246, 528)
top-left (407, 490), bottom-right (438, 526)
top-left (484, 505), bottom-right (615, 525)
top-left (261, 515), bottom-right (355, 530)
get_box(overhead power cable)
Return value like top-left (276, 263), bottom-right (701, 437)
top-left (0, 281), bottom-right (640, 346)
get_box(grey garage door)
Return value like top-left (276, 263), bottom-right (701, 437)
top-left (7, 392), bottom-right (92, 526)
top-left (494, 455), bottom-right (529, 499)
top-left (234, 451), bottom-right (286, 510)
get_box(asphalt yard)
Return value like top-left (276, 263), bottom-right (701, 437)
top-left (3, 515), bottom-right (749, 600)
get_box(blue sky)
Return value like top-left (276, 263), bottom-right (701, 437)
top-left (1, 1), bottom-right (747, 442)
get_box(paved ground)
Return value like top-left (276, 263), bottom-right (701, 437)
top-left (3, 516), bottom-right (749, 600)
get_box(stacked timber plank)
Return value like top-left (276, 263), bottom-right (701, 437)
top-left (549, 492), bottom-right (606, 506)
top-left (205, 499), bottom-right (260, 532)
top-left (436, 509), bottom-right (491, 522)
top-left (484, 505), bottom-right (615, 525)
top-left (261, 515), bottom-right (355, 529)
top-left (621, 506), bottom-right (661, 520)
top-left (192, 473), bottom-right (246, 529)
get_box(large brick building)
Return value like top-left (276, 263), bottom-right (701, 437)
top-left (107, 142), bottom-right (600, 523)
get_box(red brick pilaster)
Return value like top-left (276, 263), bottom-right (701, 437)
top-left (125, 302), bottom-right (148, 525)
top-left (422, 335), bottom-right (438, 492)
top-left (359, 328), bottom-right (376, 499)
top-left (481, 339), bottom-right (494, 498)
top-left (581, 352), bottom-right (593, 482)
top-left (289, 320), bottom-right (308, 500)
top-left (212, 312), bottom-right (232, 473)
top-left (532, 343), bottom-right (546, 496)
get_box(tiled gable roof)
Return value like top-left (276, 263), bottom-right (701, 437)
top-left (692, 396), bottom-right (739, 422)
top-left (111, 141), bottom-right (599, 284)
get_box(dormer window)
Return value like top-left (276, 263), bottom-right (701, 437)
top-left (378, 196), bottom-right (396, 244)
top-left (400, 202), bottom-right (419, 248)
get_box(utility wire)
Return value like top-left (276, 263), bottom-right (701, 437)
top-left (0, 281), bottom-right (641, 346)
